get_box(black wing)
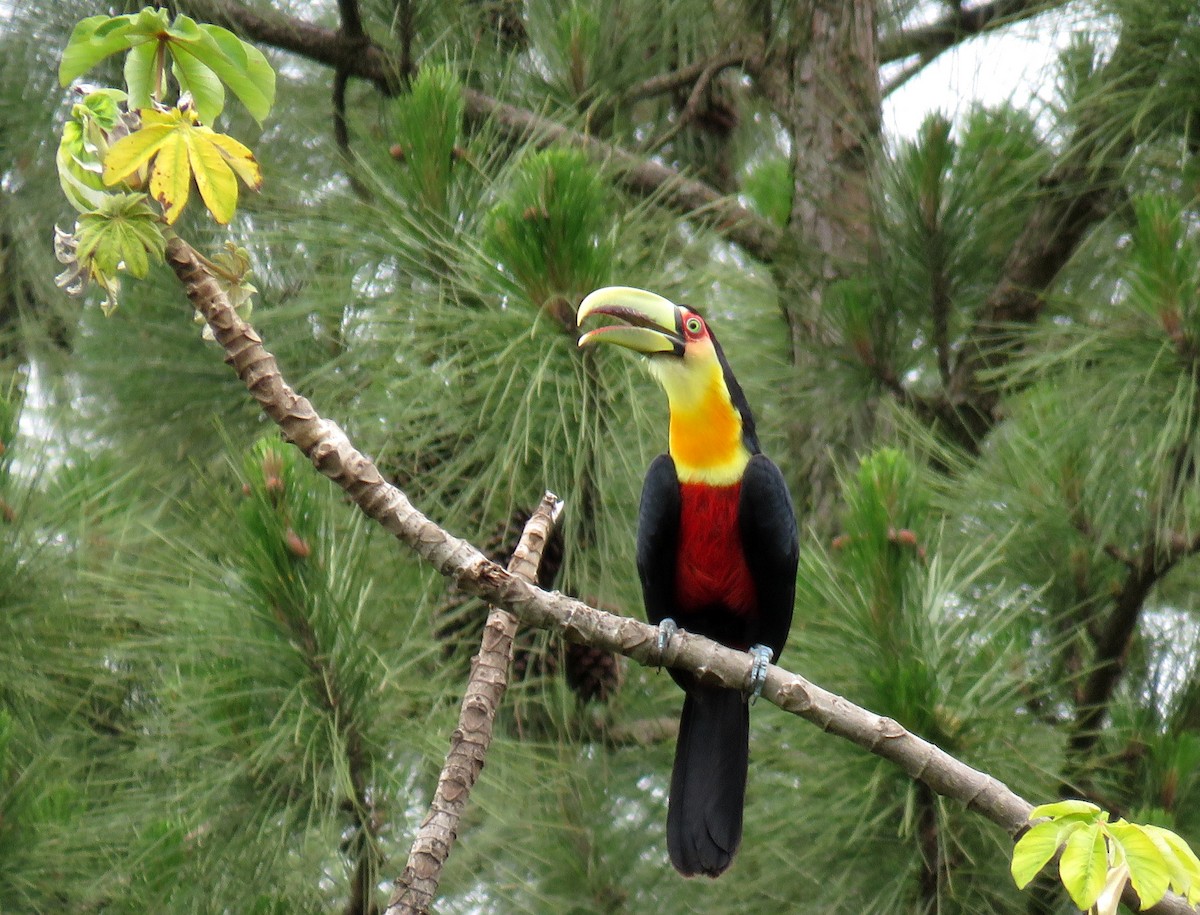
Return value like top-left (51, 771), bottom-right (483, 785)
top-left (636, 454), bottom-right (681, 627)
top-left (739, 453), bottom-right (799, 663)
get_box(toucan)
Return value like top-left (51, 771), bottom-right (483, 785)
top-left (576, 286), bottom-right (798, 877)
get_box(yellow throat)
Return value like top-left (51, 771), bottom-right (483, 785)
top-left (649, 339), bottom-right (751, 486)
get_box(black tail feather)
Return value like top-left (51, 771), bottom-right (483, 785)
top-left (666, 685), bottom-right (749, 877)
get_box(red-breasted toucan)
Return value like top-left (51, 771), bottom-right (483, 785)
top-left (577, 286), bottom-right (798, 877)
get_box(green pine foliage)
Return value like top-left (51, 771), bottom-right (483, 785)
top-left (2, 0), bottom-right (1200, 912)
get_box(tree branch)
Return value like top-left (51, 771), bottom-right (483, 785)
top-left (878, 0), bottom-right (1066, 66)
top-left (392, 0), bottom-right (416, 84)
top-left (641, 54), bottom-right (739, 153)
top-left (935, 31), bottom-right (1158, 446)
top-left (457, 88), bottom-right (779, 259)
top-left (164, 233), bottom-right (1196, 915)
top-left (1070, 530), bottom-right (1200, 762)
top-left (178, 0), bottom-right (779, 261)
top-left (619, 52), bottom-right (753, 106)
top-left (388, 493), bottom-right (563, 915)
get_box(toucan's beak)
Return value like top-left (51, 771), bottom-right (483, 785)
top-left (576, 286), bottom-right (685, 356)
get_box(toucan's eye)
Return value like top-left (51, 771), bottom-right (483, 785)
top-left (685, 316), bottom-right (703, 335)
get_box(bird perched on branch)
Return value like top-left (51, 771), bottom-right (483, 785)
top-left (577, 286), bottom-right (798, 877)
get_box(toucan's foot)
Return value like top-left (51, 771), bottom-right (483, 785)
top-left (656, 618), bottom-right (679, 660)
top-left (748, 644), bottom-right (774, 701)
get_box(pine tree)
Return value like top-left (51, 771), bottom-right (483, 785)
top-left (0, 0), bottom-right (1199, 912)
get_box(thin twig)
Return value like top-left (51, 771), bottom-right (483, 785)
top-left (593, 50), bottom-right (752, 130)
top-left (393, 0), bottom-right (415, 84)
top-left (388, 493), bottom-right (564, 915)
top-left (1064, 435), bottom-right (1200, 768)
top-left (164, 234), bottom-right (1195, 915)
top-left (939, 32), bottom-right (1152, 446)
top-left (881, 53), bottom-right (931, 97)
top-left (1070, 531), bottom-right (1200, 761)
top-left (621, 52), bottom-right (751, 105)
top-left (332, 0), bottom-right (371, 200)
top-left (641, 55), bottom-right (731, 154)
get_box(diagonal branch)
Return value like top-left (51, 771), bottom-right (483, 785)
top-left (878, 0), bottom-right (1068, 66)
top-left (461, 88), bottom-right (779, 259)
top-left (929, 31), bottom-right (1158, 446)
top-left (1069, 527), bottom-right (1200, 763)
top-left (619, 52), bottom-right (753, 105)
top-left (1064, 411), bottom-right (1200, 775)
top-left (178, 0), bottom-right (779, 261)
top-left (641, 54), bottom-right (741, 153)
top-left (389, 493), bottom-right (563, 915)
top-left (164, 233), bottom-right (1195, 915)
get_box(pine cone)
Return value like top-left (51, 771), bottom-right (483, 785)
top-left (564, 641), bottom-right (623, 704)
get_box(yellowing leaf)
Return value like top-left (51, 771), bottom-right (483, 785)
top-left (204, 131), bottom-right (262, 189)
top-left (101, 107), bottom-right (261, 224)
top-left (185, 127), bottom-right (237, 224)
top-left (103, 120), bottom-right (174, 186)
top-left (1143, 826), bottom-right (1200, 904)
top-left (148, 129), bottom-right (191, 224)
top-left (1060, 822), bottom-right (1108, 911)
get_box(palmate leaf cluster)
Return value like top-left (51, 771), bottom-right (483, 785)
top-left (1012, 799), bottom-right (1200, 911)
top-left (2, 0), bottom-right (1200, 912)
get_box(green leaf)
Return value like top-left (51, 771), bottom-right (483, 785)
top-left (60, 9), bottom-right (274, 123)
top-left (58, 13), bottom-right (138, 86)
top-left (1060, 821), bottom-right (1109, 911)
top-left (124, 39), bottom-right (162, 112)
top-left (1029, 799), bottom-right (1103, 820)
top-left (78, 88), bottom-right (128, 130)
top-left (192, 25), bottom-right (275, 122)
top-left (58, 120), bottom-right (108, 213)
top-left (1108, 822), bottom-right (1170, 908)
top-left (74, 193), bottom-right (165, 285)
top-left (172, 48), bottom-right (225, 125)
top-left (1012, 820), bottom-right (1063, 889)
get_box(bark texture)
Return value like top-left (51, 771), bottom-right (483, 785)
top-left (388, 493), bottom-right (563, 915)
top-left (758, 0), bottom-right (882, 527)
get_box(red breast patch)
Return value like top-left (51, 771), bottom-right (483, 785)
top-left (674, 482), bottom-right (757, 616)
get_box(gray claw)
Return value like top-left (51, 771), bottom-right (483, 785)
top-left (656, 618), bottom-right (679, 659)
top-left (748, 644), bottom-right (774, 701)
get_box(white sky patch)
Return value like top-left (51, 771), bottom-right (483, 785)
top-left (884, 2), bottom-right (1108, 141)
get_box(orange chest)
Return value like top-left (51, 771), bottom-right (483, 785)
top-left (674, 483), bottom-right (757, 617)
